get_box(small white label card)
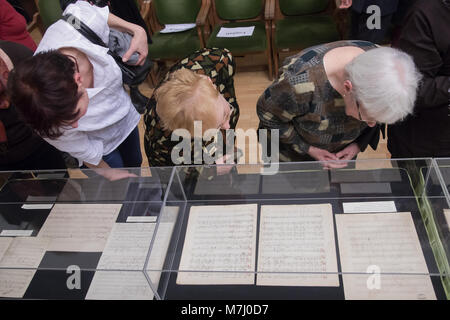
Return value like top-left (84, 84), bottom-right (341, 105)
top-left (0, 230), bottom-right (34, 237)
top-left (217, 26), bottom-right (255, 38)
top-left (21, 204), bottom-right (54, 210)
top-left (160, 23), bottom-right (196, 33)
top-left (343, 201), bottom-right (397, 214)
top-left (126, 216), bottom-right (157, 223)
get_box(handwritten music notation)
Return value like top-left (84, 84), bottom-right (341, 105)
top-left (37, 204), bottom-right (122, 252)
top-left (97, 223), bottom-right (156, 271)
top-left (257, 204), bottom-right (339, 287)
top-left (86, 271), bottom-right (154, 300)
top-left (176, 204), bottom-right (257, 285)
top-left (0, 237), bottom-right (50, 298)
top-left (336, 212), bottom-right (436, 300)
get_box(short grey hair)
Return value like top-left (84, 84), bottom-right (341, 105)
top-left (345, 47), bottom-right (422, 124)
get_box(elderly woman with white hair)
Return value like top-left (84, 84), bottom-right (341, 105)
top-left (257, 40), bottom-right (421, 167)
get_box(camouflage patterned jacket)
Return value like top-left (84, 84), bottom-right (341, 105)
top-left (144, 48), bottom-right (239, 167)
top-left (257, 40), bottom-right (382, 162)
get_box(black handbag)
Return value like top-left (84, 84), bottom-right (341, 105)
top-left (61, 14), bottom-right (151, 113)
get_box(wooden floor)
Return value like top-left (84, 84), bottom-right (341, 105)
top-left (31, 29), bottom-right (391, 169)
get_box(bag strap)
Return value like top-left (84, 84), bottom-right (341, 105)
top-left (61, 14), bottom-right (147, 84)
top-left (61, 14), bottom-right (109, 49)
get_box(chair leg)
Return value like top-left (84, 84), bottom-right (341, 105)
top-left (274, 50), bottom-right (279, 79)
top-left (267, 49), bottom-right (273, 81)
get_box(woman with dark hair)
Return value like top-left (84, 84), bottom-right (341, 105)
top-left (0, 41), bottom-right (66, 171)
top-left (8, 1), bottom-right (148, 180)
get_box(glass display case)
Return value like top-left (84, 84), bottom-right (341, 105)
top-left (0, 159), bottom-right (449, 300)
top-left (426, 158), bottom-right (450, 297)
top-left (0, 167), bottom-right (173, 300)
top-left (435, 158), bottom-right (450, 198)
top-left (146, 159), bottom-right (449, 300)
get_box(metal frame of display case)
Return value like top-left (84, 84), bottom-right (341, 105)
top-left (0, 158), bottom-right (449, 300)
top-left (427, 158), bottom-right (450, 297)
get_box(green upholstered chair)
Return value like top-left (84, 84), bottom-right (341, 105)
top-left (33, 0), bottom-right (62, 32)
top-left (272, 0), bottom-right (342, 78)
top-left (146, 0), bottom-right (210, 60)
top-left (33, 0), bottom-right (151, 33)
top-left (206, 0), bottom-right (273, 80)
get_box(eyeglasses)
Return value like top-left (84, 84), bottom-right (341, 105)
top-left (356, 100), bottom-right (363, 121)
top-left (355, 99), bottom-right (378, 125)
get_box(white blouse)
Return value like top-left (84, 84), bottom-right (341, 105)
top-left (35, 1), bottom-right (140, 166)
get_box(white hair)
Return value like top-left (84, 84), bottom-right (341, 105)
top-left (345, 47), bottom-right (422, 124)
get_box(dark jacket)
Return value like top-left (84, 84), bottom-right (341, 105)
top-left (0, 41), bottom-right (44, 164)
top-left (388, 0), bottom-right (450, 157)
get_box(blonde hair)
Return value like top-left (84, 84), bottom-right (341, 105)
top-left (155, 69), bottom-right (219, 136)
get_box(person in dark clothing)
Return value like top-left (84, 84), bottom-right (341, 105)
top-left (0, 0), bottom-right (37, 51)
top-left (109, 0), bottom-right (152, 44)
top-left (387, 0), bottom-right (450, 158)
top-left (0, 41), bottom-right (66, 171)
top-left (336, 0), bottom-right (399, 44)
top-left (6, 0), bottom-right (31, 23)
top-left (391, 0), bottom-right (419, 45)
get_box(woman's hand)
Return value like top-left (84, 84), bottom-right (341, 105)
top-left (336, 143), bottom-right (360, 161)
top-left (335, 0), bottom-right (352, 9)
top-left (84, 160), bottom-right (138, 181)
top-left (122, 26), bottom-right (148, 65)
top-left (101, 168), bottom-right (138, 181)
top-left (215, 154), bottom-right (234, 175)
top-left (308, 146), bottom-right (348, 169)
top-left (107, 13), bottom-right (148, 65)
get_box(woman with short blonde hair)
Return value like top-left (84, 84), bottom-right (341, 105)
top-left (155, 68), bottom-right (223, 136)
top-left (143, 48), bottom-right (239, 167)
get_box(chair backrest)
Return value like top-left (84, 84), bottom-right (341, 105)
top-left (153, 0), bottom-right (201, 24)
top-left (279, 0), bottom-right (329, 16)
top-left (214, 0), bottom-right (263, 21)
top-left (37, 0), bottom-right (62, 30)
